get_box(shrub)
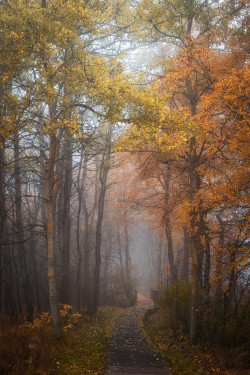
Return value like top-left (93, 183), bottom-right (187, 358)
top-left (158, 280), bottom-right (192, 336)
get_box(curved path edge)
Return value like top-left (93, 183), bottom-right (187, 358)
top-left (107, 305), bottom-right (173, 375)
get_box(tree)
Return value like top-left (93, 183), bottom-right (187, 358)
top-left (117, 0), bottom-right (249, 342)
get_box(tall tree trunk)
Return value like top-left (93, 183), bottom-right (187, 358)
top-left (0, 144), bottom-right (6, 312)
top-left (91, 123), bottom-right (113, 314)
top-left (117, 230), bottom-right (126, 298)
top-left (80, 156), bottom-right (91, 311)
top-left (45, 132), bottom-right (62, 338)
top-left (163, 166), bottom-right (177, 282)
top-left (165, 221), bottom-right (177, 282)
top-left (102, 227), bottom-right (113, 302)
top-left (40, 0), bottom-right (62, 337)
top-left (157, 232), bottom-right (163, 283)
top-left (202, 219), bottom-right (211, 340)
top-left (76, 204), bottom-right (82, 310)
top-left (61, 132), bottom-right (72, 304)
top-left (76, 152), bottom-right (84, 310)
top-left (124, 222), bottom-right (135, 305)
top-left (4, 252), bottom-right (18, 318)
top-left (82, 207), bottom-right (90, 310)
top-left (26, 196), bottom-right (42, 313)
top-left (188, 135), bottom-right (203, 343)
top-left (181, 226), bottom-right (190, 280)
top-left (14, 133), bottom-right (34, 321)
top-left (215, 215), bottom-right (224, 320)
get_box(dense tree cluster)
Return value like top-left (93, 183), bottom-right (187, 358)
top-left (0, 0), bottom-right (249, 346)
top-left (118, 0), bottom-right (249, 344)
top-left (0, 0), bottom-right (139, 338)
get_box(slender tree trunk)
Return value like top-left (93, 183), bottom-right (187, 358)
top-left (202, 219), bottom-right (211, 340)
top-left (79, 156), bottom-right (91, 311)
top-left (215, 215), bottom-right (224, 320)
top-left (188, 135), bottom-right (202, 343)
top-left (164, 166), bottom-right (177, 282)
top-left (181, 227), bottom-right (190, 280)
top-left (91, 123), bottom-right (113, 314)
top-left (223, 248), bottom-right (237, 315)
top-left (0, 144), bottom-right (6, 312)
top-left (203, 231), bottom-right (210, 310)
top-left (102, 228), bottom-right (113, 302)
top-left (61, 132), bottom-right (72, 304)
top-left (14, 134), bottom-right (34, 321)
top-left (157, 232), bottom-right (163, 283)
top-left (124, 222), bottom-right (135, 305)
top-left (26, 197), bottom-right (42, 313)
top-left (76, 205), bottom-right (82, 310)
top-left (118, 230), bottom-right (126, 296)
top-left (45, 132), bottom-right (62, 338)
top-left (165, 222), bottom-right (177, 282)
top-left (76, 157), bottom-right (83, 310)
top-left (83, 209), bottom-right (90, 310)
top-left (4, 253), bottom-right (18, 318)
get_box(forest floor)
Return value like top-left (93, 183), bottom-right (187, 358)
top-left (0, 306), bottom-right (119, 375)
top-left (107, 302), bottom-right (173, 374)
top-left (143, 308), bottom-right (250, 375)
top-left (0, 299), bottom-right (249, 375)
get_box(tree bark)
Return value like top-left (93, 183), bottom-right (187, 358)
top-left (157, 232), bottom-right (163, 283)
top-left (61, 131), bottom-right (72, 305)
top-left (45, 132), bottom-right (62, 338)
top-left (202, 219), bottom-right (211, 340)
top-left (14, 133), bottom-right (34, 321)
top-left (215, 215), bottom-right (224, 319)
top-left (91, 123), bottom-right (113, 314)
top-left (164, 166), bottom-right (177, 282)
top-left (0, 144), bottom-right (6, 312)
top-left (188, 135), bottom-right (202, 343)
top-left (102, 227), bottom-right (113, 302)
top-left (124, 222), bottom-right (135, 305)
top-left (76, 152), bottom-right (84, 310)
top-left (181, 226), bottom-right (190, 280)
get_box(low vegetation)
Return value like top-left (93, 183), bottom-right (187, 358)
top-left (0, 306), bottom-right (119, 375)
top-left (143, 283), bottom-right (250, 375)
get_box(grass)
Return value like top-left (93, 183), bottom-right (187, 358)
top-left (55, 307), bottom-right (119, 375)
top-left (0, 306), bottom-right (119, 375)
top-left (143, 311), bottom-right (204, 375)
top-left (143, 310), bottom-right (250, 375)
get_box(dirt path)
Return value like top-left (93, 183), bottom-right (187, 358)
top-left (107, 298), bottom-right (173, 375)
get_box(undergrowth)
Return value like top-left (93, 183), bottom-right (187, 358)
top-left (0, 305), bottom-right (119, 375)
top-left (143, 310), bottom-right (250, 375)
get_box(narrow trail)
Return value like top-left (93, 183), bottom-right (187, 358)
top-left (107, 295), bottom-right (173, 375)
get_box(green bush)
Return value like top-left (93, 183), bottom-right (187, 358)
top-left (209, 299), bottom-right (250, 348)
top-left (158, 280), bottom-right (249, 350)
top-left (158, 280), bottom-right (192, 336)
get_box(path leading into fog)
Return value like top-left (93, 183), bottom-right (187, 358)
top-left (107, 295), bottom-right (173, 375)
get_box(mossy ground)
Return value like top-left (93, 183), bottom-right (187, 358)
top-left (143, 310), bottom-right (250, 375)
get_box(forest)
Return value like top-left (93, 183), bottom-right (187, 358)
top-left (0, 0), bottom-right (249, 374)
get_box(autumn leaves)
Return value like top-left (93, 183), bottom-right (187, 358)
top-left (0, 0), bottom-right (248, 345)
